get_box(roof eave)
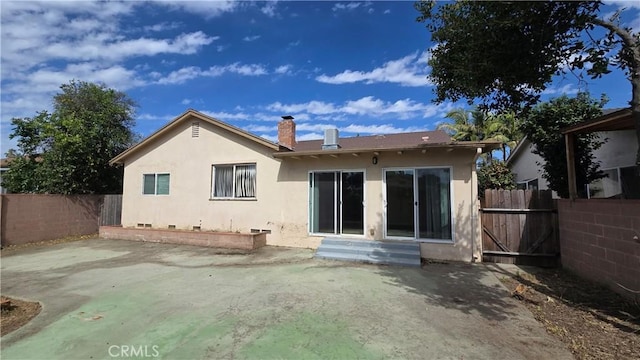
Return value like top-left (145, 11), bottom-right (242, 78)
top-left (272, 141), bottom-right (501, 158)
top-left (561, 108), bottom-right (633, 135)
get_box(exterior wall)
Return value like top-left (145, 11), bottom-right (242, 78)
top-left (558, 199), bottom-right (640, 299)
top-left (509, 131), bottom-right (638, 198)
top-left (592, 130), bottom-right (636, 169)
top-left (120, 117), bottom-right (482, 261)
top-left (0, 194), bottom-right (102, 246)
top-left (508, 141), bottom-right (551, 191)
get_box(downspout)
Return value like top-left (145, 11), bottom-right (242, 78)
top-left (471, 147), bottom-right (482, 263)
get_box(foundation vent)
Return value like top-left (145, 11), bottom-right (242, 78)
top-left (168, 225), bottom-right (176, 229)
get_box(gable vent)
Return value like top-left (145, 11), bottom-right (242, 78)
top-left (192, 122), bottom-right (200, 138)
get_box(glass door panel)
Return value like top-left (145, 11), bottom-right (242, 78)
top-left (312, 172), bottom-right (336, 233)
top-left (341, 172), bottom-right (364, 235)
top-left (385, 170), bottom-right (415, 238)
top-left (417, 168), bottom-right (452, 240)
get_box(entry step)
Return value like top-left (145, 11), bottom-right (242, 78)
top-left (315, 238), bottom-right (421, 267)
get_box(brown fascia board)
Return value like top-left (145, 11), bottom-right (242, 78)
top-left (272, 141), bottom-right (501, 158)
top-left (109, 109), bottom-right (279, 165)
top-left (561, 108), bottom-right (632, 135)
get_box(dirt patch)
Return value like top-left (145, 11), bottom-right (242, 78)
top-left (0, 234), bottom-right (96, 254)
top-left (499, 269), bottom-right (639, 360)
top-left (1, 296), bottom-right (42, 336)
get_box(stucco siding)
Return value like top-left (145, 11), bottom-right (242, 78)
top-left (509, 141), bottom-right (550, 190)
top-left (593, 130), bottom-right (637, 170)
top-left (121, 118), bottom-right (482, 261)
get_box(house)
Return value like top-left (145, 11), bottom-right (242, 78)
top-left (507, 108), bottom-right (639, 199)
top-left (0, 158), bottom-right (11, 194)
top-left (110, 109), bottom-right (500, 262)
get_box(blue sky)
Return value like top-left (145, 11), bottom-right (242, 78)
top-left (1, 1), bottom-right (638, 156)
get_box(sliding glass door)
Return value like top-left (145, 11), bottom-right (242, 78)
top-left (309, 171), bottom-right (364, 235)
top-left (385, 168), bottom-right (452, 241)
top-left (385, 170), bottom-right (415, 238)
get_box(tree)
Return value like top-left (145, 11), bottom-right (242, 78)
top-left (436, 108), bottom-right (484, 141)
top-left (437, 108), bottom-right (523, 162)
top-left (477, 161), bottom-right (516, 195)
top-left (484, 111), bottom-right (523, 161)
top-left (522, 93), bottom-right (606, 198)
top-left (416, 1), bottom-right (640, 170)
top-left (2, 80), bottom-right (138, 194)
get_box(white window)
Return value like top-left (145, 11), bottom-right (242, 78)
top-left (588, 166), bottom-right (640, 199)
top-left (212, 164), bottom-right (256, 199)
top-left (143, 173), bottom-right (170, 195)
top-left (517, 178), bottom-right (539, 191)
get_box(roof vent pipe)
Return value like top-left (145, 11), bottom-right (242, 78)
top-left (322, 128), bottom-right (340, 150)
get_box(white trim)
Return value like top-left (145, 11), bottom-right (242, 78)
top-left (211, 162), bottom-right (257, 200)
top-left (142, 173), bottom-right (170, 196)
top-left (382, 166), bottom-right (455, 243)
top-left (307, 169), bottom-right (367, 238)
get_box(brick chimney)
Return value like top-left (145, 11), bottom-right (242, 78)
top-left (278, 115), bottom-right (296, 149)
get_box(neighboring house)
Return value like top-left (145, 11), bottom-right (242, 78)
top-left (0, 158), bottom-right (10, 194)
top-left (110, 109), bottom-right (499, 262)
top-left (507, 108), bottom-right (639, 198)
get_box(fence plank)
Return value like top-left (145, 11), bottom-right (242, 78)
top-left (100, 195), bottom-right (122, 226)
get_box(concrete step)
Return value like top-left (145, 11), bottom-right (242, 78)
top-left (321, 237), bottom-right (420, 251)
top-left (315, 252), bottom-right (421, 267)
top-left (315, 245), bottom-right (419, 259)
top-left (315, 238), bottom-right (421, 267)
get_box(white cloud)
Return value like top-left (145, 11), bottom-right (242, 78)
top-left (143, 22), bottom-right (182, 32)
top-left (296, 132), bottom-right (324, 141)
top-left (541, 84), bottom-right (580, 95)
top-left (604, 1), bottom-right (640, 10)
top-left (384, 9), bottom-right (391, 14)
top-left (261, 1), bottom-right (279, 17)
top-left (243, 35), bottom-right (261, 42)
top-left (156, 63), bottom-right (268, 84)
top-left (152, 0), bottom-right (242, 18)
top-left (181, 99), bottom-right (192, 105)
top-left (316, 51), bottom-right (432, 87)
top-left (275, 65), bottom-right (293, 75)
top-left (267, 96), bottom-right (455, 119)
top-left (332, 2), bottom-right (372, 12)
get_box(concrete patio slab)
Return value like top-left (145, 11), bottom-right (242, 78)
top-left (0, 239), bottom-right (572, 359)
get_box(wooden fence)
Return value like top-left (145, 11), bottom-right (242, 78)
top-left (100, 194), bottom-right (122, 226)
top-left (480, 189), bottom-right (559, 266)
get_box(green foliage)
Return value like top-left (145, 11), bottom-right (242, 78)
top-left (477, 161), bottom-right (516, 194)
top-left (522, 93), bottom-right (606, 198)
top-left (2, 80), bottom-right (138, 194)
top-left (437, 108), bottom-right (523, 162)
top-left (416, 0), bottom-right (600, 111)
top-left (415, 0), bottom-right (640, 168)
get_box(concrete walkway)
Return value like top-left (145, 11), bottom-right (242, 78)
top-left (0, 239), bottom-right (572, 359)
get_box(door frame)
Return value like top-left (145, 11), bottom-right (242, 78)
top-left (308, 169), bottom-right (367, 237)
top-left (382, 166), bottom-right (455, 243)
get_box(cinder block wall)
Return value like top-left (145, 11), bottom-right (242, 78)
top-left (558, 199), bottom-right (640, 299)
top-left (0, 194), bottom-right (102, 246)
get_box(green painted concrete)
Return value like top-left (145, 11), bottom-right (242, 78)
top-left (1, 239), bottom-right (573, 359)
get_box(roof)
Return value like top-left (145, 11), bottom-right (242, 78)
top-left (561, 108), bottom-right (633, 134)
top-left (275, 130), bottom-right (501, 158)
top-left (505, 136), bottom-right (530, 166)
top-left (110, 109), bottom-right (280, 165)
